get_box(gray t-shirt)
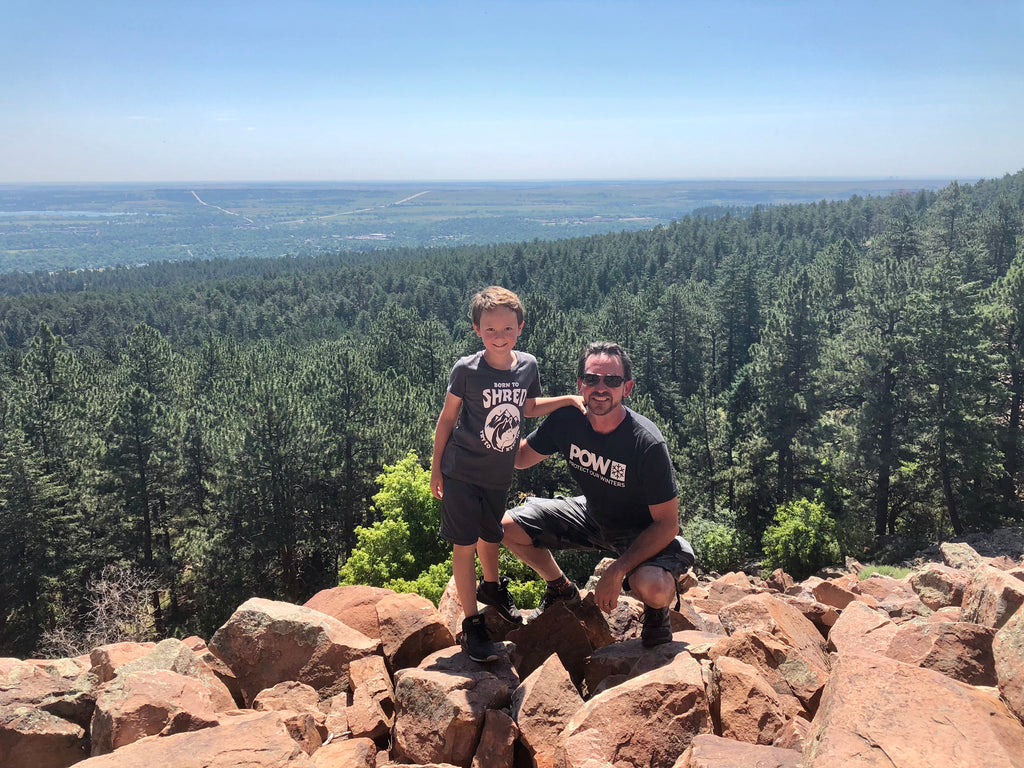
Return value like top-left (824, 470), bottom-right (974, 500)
top-left (441, 350), bottom-right (542, 489)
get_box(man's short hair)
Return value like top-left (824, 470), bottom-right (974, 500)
top-left (470, 286), bottom-right (525, 325)
top-left (577, 341), bottom-right (634, 381)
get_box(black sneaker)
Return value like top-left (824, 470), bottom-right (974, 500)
top-left (476, 577), bottom-right (523, 624)
top-left (641, 605), bottom-right (672, 647)
top-left (461, 614), bottom-right (499, 663)
top-left (527, 580), bottom-right (581, 622)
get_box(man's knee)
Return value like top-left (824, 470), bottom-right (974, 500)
top-left (501, 514), bottom-right (530, 547)
top-left (629, 565), bottom-right (677, 607)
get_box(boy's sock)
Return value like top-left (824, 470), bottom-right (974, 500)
top-left (546, 574), bottom-right (573, 594)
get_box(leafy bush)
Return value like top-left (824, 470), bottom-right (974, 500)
top-left (682, 517), bottom-right (749, 574)
top-left (338, 450), bottom-right (446, 586)
top-left (761, 497), bottom-right (841, 580)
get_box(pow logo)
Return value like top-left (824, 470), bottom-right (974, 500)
top-left (482, 404), bottom-right (521, 451)
top-left (611, 461), bottom-right (627, 482)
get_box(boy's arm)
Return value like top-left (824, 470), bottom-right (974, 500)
top-left (524, 394), bottom-right (585, 418)
top-left (514, 437), bottom-right (550, 470)
top-left (430, 391), bottom-right (463, 500)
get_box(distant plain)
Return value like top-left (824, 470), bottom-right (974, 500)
top-left (0, 179), bottom-right (959, 274)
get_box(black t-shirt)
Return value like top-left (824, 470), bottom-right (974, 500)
top-left (526, 405), bottom-right (678, 534)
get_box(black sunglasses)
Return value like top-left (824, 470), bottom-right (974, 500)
top-left (581, 373), bottom-right (626, 388)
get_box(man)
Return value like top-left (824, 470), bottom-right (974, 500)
top-left (500, 341), bottom-right (695, 647)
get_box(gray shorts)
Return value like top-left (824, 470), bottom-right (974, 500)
top-left (508, 495), bottom-right (695, 579)
top-left (439, 475), bottom-right (508, 546)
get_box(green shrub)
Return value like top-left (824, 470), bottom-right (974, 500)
top-left (761, 498), bottom-right (841, 580)
top-left (682, 517), bottom-right (748, 573)
top-left (857, 564), bottom-right (912, 580)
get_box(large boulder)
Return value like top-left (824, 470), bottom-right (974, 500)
top-left (104, 638), bottom-right (236, 711)
top-left (993, 603), bottom-right (1024, 721)
top-left (961, 564), bottom-right (1024, 630)
top-left (718, 593), bottom-right (830, 682)
top-left (208, 598), bottom-right (380, 705)
top-left (673, 733), bottom-right (803, 768)
top-left (510, 653), bottom-right (584, 768)
top-left (303, 585), bottom-right (396, 640)
top-left (345, 654), bottom-right (395, 740)
top-left (885, 619), bottom-right (996, 685)
top-left (72, 711), bottom-right (319, 767)
top-left (708, 655), bottom-right (789, 745)
top-left (707, 630), bottom-right (816, 718)
top-left (391, 646), bottom-right (515, 767)
top-left (825, 600), bottom-right (898, 656)
top-left (560, 652), bottom-right (711, 768)
top-left (909, 562), bottom-right (972, 610)
top-left (375, 592), bottom-right (455, 671)
top-left (0, 705), bottom-right (88, 768)
top-left (471, 708), bottom-right (517, 768)
top-left (804, 650), bottom-right (1024, 768)
top-left (90, 668), bottom-right (223, 755)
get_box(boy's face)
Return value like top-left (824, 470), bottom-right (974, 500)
top-left (474, 307), bottom-right (524, 358)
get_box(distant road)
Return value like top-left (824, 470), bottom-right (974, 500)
top-left (190, 190), bottom-right (256, 224)
top-left (280, 190), bottom-right (432, 224)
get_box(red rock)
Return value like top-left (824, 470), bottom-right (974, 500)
top-left (561, 653), bottom-right (711, 768)
top-left (391, 647), bottom-right (513, 767)
top-left (708, 655), bottom-right (788, 744)
top-left (885, 620), bottom-right (997, 685)
top-left (208, 597), bottom-right (380, 705)
top-left (88, 643), bottom-right (157, 684)
top-left (511, 653), bottom-right (584, 768)
top-left (993, 604), bottom-right (1024, 721)
top-left (303, 585), bottom-right (396, 640)
top-left (909, 562), bottom-right (971, 610)
top-left (962, 564), bottom-right (1024, 629)
top-left (375, 592), bottom-right (455, 671)
top-left (673, 733), bottom-right (803, 768)
top-left (346, 654), bottom-right (395, 739)
top-left (471, 708), bottom-right (517, 768)
top-left (804, 650), bottom-right (1024, 768)
top-left (73, 711), bottom-right (318, 767)
top-left (310, 736), bottom-right (377, 767)
top-left (89, 668), bottom-right (221, 755)
top-left (0, 705), bottom-right (88, 768)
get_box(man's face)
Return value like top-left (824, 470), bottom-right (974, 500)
top-left (578, 352), bottom-right (634, 416)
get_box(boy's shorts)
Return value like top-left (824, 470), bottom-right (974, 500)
top-left (439, 475), bottom-right (508, 546)
top-left (507, 495), bottom-right (696, 579)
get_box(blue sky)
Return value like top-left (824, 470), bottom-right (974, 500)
top-left (2, 0), bottom-right (1021, 182)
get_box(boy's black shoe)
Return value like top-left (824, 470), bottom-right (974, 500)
top-left (461, 614), bottom-right (499, 663)
top-left (527, 580), bottom-right (581, 622)
top-left (640, 605), bottom-right (673, 647)
top-left (476, 577), bottom-right (523, 624)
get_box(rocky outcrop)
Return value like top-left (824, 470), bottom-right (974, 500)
top-left (4, 533), bottom-right (1024, 768)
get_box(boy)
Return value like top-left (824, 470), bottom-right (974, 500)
top-left (431, 286), bottom-right (584, 662)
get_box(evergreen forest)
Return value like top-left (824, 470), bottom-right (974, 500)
top-left (2, 170), bottom-right (1024, 657)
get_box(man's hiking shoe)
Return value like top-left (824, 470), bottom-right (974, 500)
top-left (461, 614), bottom-right (499, 663)
top-left (476, 577), bottom-right (523, 624)
top-left (527, 580), bottom-right (581, 623)
top-left (641, 605), bottom-right (673, 647)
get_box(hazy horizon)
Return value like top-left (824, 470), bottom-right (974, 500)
top-left (3, 1), bottom-right (1021, 184)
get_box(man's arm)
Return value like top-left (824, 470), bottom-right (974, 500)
top-left (592, 497), bottom-right (680, 610)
